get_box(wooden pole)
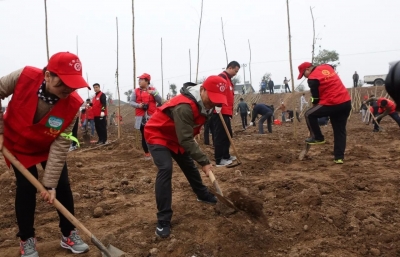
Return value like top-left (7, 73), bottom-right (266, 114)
top-left (44, 0), bottom-right (49, 61)
top-left (195, 0), bottom-right (204, 83)
top-left (116, 17), bottom-right (121, 139)
top-left (132, 0), bottom-right (137, 89)
top-left (248, 39), bottom-right (252, 92)
top-left (86, 73), bottom-right (89, 99)
top-left (161, 37), bottom-right (164, 100)
top-left (310, 6), bottom-right (316, 63)
top-left (189, 49), bottom-right (192, 82)
top-left (76, 35), bottom-right (78, 55)
top-left (286, 0), bottom-right (297, 138)
top-left (221, 17), bottom-right (228, 66)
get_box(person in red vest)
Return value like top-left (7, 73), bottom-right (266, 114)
top-left (144, 76), bottom-right (228, 238)
top-left (0, 52), bottom-right (90, 256)
top-left (85, 99), bottom-right (95, 137)
top-left (129, 73), bottom-right (162, 160)
top-left (92, 83), bottom-right (107, 144)
top-left (298, 62), bottom-right (351, 164)
top-left (364, 97), bottom-right (400, 131)
top-left (211, 61), bottom-right (240, 167)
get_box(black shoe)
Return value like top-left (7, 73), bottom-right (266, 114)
top-left (197, 193), bottom-right (217, 204)
top-left (155, 220), bottom-right (171, 238)
top-left (305, 137), bottom-right (325, 145)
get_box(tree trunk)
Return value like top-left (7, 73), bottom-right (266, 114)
top-left (161, 38), bottom-right (164, 100)
top-left (132, 0), bottom-right (137, 89)
top-left (310, 6), bottom-right (316, 63)
top-left (189, 49), bottom-right (192, 82)
top-left (195, 0), bottom-right (204, 83)
top-left (116, 17), bottom-right (121, 139)
top-left (286, 0), bottom-right (297, 138)
top-left (221, 17), bottom-right (228, 66)
top-left (44, 0), bottom-right (49, 61)
top-left (248, 39), bottom-right (252, 92)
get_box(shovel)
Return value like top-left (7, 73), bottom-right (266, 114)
top-left (207, 170), bottom-right (239, 211)
top-left (298, 143), bottom-right (311, 160)
top-left (82, 130), bottom-right (91, 145)
top-left (2, 147), bottom-right (125, 257)
top-left (218, 112), bottom-right (242, 168)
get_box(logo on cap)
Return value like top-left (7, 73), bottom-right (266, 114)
top-left (69, 59), bottom-right (82, 71)
top-left (218, 83), bottom-right (226, 92)
top-left (322, 70), bottom-right (330, 76)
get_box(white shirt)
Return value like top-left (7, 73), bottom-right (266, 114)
top-left (300, 95), bottom-right (308, 104)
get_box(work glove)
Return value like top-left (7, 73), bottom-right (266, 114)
top-left (249, 122), bottom-right (254, 126)
top-left (235, 112), bottom-right (238, 116)
top-left (215, 106), bottom-right (222, 114)
top-left (100, 112), bottom-right (105, 117)
top-left (247, 111), bottom-right (250, 115)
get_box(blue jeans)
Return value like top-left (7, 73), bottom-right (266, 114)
top-left (87, 119), bottom-right (95, 136)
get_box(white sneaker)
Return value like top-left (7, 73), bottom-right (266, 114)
top-left (216, 159), bottom-right (232, 167)
top-left (228, 155), bottom-right (237, 161)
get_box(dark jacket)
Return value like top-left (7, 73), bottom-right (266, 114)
top-left (268, 80), bottom-right (274, 88)
top-left (237, 102), bottom-right (250, 114)
top-left (251, 104), bottom-right (272, 122)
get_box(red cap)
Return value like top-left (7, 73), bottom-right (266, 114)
top-left (297, 62), bottom-right (312, 79)
top-left (47, 52), bottom-right (90, 89)
top-left (202, 76), bottom-right (228, 106)
top-left (137, 73), bottom-right (151, 81)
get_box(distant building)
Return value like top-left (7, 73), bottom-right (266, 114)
top-left (234, 82), bottom-right (255, 95)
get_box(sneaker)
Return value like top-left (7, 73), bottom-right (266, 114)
top-left (227, 155), bottom-right (237, 161)
top-left (197, 193), bottom-right (217, 204)
top-left (155, 220), bottom-right (171, 238)
top-left (215, 159), bottom-right (232, 167)
top-left (305, 137), bottom-right (326, 145)
top-left (144, 153), bottom-right (152, 160)
top-left (60, 230), bottom-right (89, 254)
top-left (20, 237), bottom-right (39, 257)
top-left (68, 145), bottom-right (77, 152)
top-left (334, 159), bottom-right (344, 164)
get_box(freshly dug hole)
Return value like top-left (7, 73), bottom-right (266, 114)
top-left (227, 189), bottom-right (264, 218)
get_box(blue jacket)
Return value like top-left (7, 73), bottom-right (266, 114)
top-left (251, 104), bottom-right (272, 122)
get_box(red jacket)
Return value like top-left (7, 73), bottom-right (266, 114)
top-left (92, 91), bottom-right (107, 117)
top-left (214, 71), bottom-right (234, 116)
top-left (308, 65), bottom-right (350, 105)
top-left (144, 94), bottom-right (206, 154)
top-left (3, 66), bottom-right (83, 168)
top-left (377, 98), bottom-right (396, 114)
top-left (86, 105), bottom-right (94, 119)
top-left (134, 87), bottom-right (157, 116)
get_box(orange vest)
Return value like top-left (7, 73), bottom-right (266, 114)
top-left (135, 87), bottom-right (157, 116)
top-left (308, 65), bottom-right (351, 105)
top-left (144, 94), bottom-right (206, 153)
top-left (3, 66), bottom-right (83, 168)
top-left (377, 98), bottom-right (396, 114)
top-left (92, 91), bottom-right (107, 117)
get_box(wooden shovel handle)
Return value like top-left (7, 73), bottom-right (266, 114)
top-left (208, 170), bottom-right (223, 196)
top-left (218, 112), bottom-right (241, 164)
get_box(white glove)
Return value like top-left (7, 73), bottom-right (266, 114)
top-left (235, 112), bottom-right (238, 116)
top-left (249, 122), bottom-right (254, 126)
top-left (215, 106), bottom-right (222, 114)
top-left (247, 111), bottom-right (250, 115)
top-left (100, 111), bottom-right (105, 117)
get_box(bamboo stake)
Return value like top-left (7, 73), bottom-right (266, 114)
top-left (161, 38), bottom-right (164, 99)
top-left (132, 0), bottom-right (137, 89)
top-left (248, 39), bottom-right (252, 91)
top-left (286, 0), bottom-right (297, 138)
top-left (116, 17), bottom-right (121, 139)
top-left (86, 73), bottom-right (89, 99)
top-left (195, 0), bottom-right (204, 83)
top-left (189, 49), bottom-right (192, 82)
top-left (221, 17), bottom-right (228, 66)
top-left (310, 6), bottom-right (316, 63)
top-left (44, 0), bottom-right (49, 61)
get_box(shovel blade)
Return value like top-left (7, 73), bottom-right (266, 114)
top-left (299, 143), bottom-right (311, 160)
top-left (100, 244), bottom-right (126, 257)
top-left (209, 188), bottom-right (239, 211)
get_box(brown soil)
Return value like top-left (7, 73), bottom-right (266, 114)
top-left (1, 87), bottom-right (400, 257)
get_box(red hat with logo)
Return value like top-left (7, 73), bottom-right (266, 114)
top-left (138, 73), bottom-right (151, 81)
top-left (202, 76), bottom-right (228, 106)
top-left (47, 52), bottom-right (90, 89)
top-left (297, 62), bottom-right (313, 79)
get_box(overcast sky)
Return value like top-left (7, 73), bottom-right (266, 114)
top-left (0, 0), bottom-right (399, 104)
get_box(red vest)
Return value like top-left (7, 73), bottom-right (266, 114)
top-left (86, 106), bottom-right (94, 119)
top-left (135, 87), bottom-right (157, 116)
top-left (92, 91), bottom-right (108, 117)
top-left (308, 65), bottom-right (350, 105)
top-left (144, 94), bottom-right (206, 154)
top-left (80, 113), bottom-right (86, 123)
top-left (214, 72), bottom-right (234, 116)
top-left (377, 98), bottom-right (396, 114)
top-left (3, 66), bottom-right (83, 168)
